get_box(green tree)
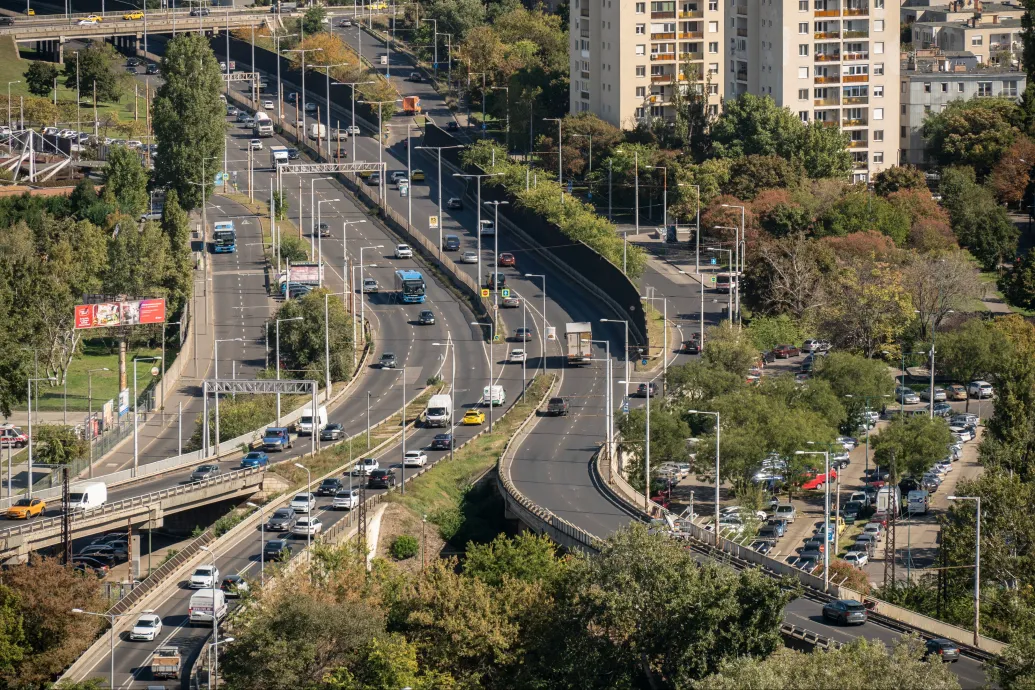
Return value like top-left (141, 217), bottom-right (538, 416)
top-left (703, 321), bottom-right (760, 377)
top-left (694, 637), bottom-right (960, 690)
top-left (103, 144), bottom-right (149, 218)
top-left (390, 535), bottom-right (419, 560)
top-left (463, 532), bottom-right (564, 588)
top-left (813, 352), bottom-right (895, 431)
top-left (104, 214), bottom-right (170, 299)
top-left (61, 41), bottom-right (124, 102)
top-left (280, 234), bottom-right (310, 262)
top-left (152, 33), bottom-right (227, 211)
top-left (873, 165), bottom-right (928, 197)
top-left (710, 93), bottom-right (804, 161)
top-left (301, 4), bottom-right (327, 35)
top-left (271, 189), bottom-right (289, 221)
top-left (268, 288), bottom-right (354, 386)
top-left (798, 120), bottom-right (852, 179)
top-left (937, 318), bottom-right (1006, 412)
top-left (24, 61), bottom-right (57, 98)
top-left (745, 314), bottom-right (807, 353)
top-left (425, 0), bottom-right (487, 40)
top-left (939, 166), bottom-right (1019, 270)
top-left (31, 425), bottom-right (88, 466)
top-left (616, 403), bottom-right (692, 491)
top-left (819, 190), bottom-right (911, 245)
top-left (989, 623), bottom-right (1035, 689)
top-left (999, 250), bottom-right (1035, 310)
top-left (980, 315), bottom-right (1035, 479)
top-left (871, 415), bottom-right (953, 479)
top-left (723, 155), bottom-right (803, 200)
top-left (160, 188), bottom-right (194, 316)
top-left (324, 634), bottom-right (458, 690)
top-left (665, 360), bottom-right (744, 411)
top-left (923, 98), bottom-right (1021, 176)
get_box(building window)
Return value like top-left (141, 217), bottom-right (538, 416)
top-left (636, 44), bottom-right (646, 54)
top-left (798, 111), bottom-right (808, 122)
top-left (636, 86), bottom-right (646, 97)
top-left (799, 66), bottom-right (809, 79)
top-left (874, 130), bottom-right (883, 141)
top-left (635, 2), bottom-right (645, 11)
top-left (636, 65), bottom-right (646, 76)
top-left (799, 0), bottom-right (808, 9)
top-left (941, 82), bottom-right (948, 92)
top-left (874, 152), bottom-right (884, 164)
top-left (708, 63), bottom-right (719, 75)
top-left (901, 126), bottom-right (907, 137)
top-left (708, 83), bottom-right (718, 94)
top-left (799, 44), bottom-right (809, 56)
top-left (874, 41), bottom-right (884, 54)
top-left (709, 21), bottom-right (718, 31)
top-left (924, 105), bottom-right (932, 114)
top-left (635, 107), bottom-right (645, 117)
top-left (972, 35), bottom-right (983, 46)
top-left (798, 22), bottom-right (808, 33)
top-left (978, 82), bottom-right (993, 96)
top-left (924, 82), bottom-right (931, 93)
top-left (709, 104), bottom-right (719, 115)
top-left (874, 0), bottom-right (884, 7)
top-left (874, 85), bottom-right (883, 97)
top-left (957, 83), bottom-right (965, 92)
top-left (636, 23), bottom-right (645, 33)
top-left (873, 63), bottom-right (884, 75)
top-left (709, 0), bottom-right (717, 9)
top-left (874, 19), bottom-right (884, 31)
top-left (798, 88), bottom-right (809, 99)
top-left (709, 41), bottom-right (718, 52)
top-left (874, 107), bottom-right (884, 120)
top-left (1004, 80), bottom-right (1019, 97)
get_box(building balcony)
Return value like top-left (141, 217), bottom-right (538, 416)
top-left (815, 97), bottom-right (840, 106)
top-left (581, 70), bottom-right (590, 79)
top-left (580, 29), bottom-right (590, 38)
top-left (736, 70), bottom-right (748, 81)
top-left (678, 9), bottom-right (703, 17)
top-left (815, 9), bottom-right (840, 17)
top-left (843, 51), bottom-right (869, 61)
top-left (815, 31), bottom-right (840, 39)
top-left (818, 119), bottom-right (839, 127)
top-left (652, 74), bottom-right (673, 83)
top-left (843, 7), bottom-right (868, 15)
top-left (652, 10), bottom-right (676, 18)
top-left (848, 140), bottom-right (868, 148)
top-left (843, 95), bottom-right (868, 105)
top-left (678, 31), bottom-right (703, 38)
top-left (650, 53), bottom-right (676, 61)
top-left (852, 159), bottom-right (869, 169)
top-left (815, 75), bottom-right (841, 84)
top-left (843, 74), bottom-right (868, 83)
top-left (736, 4), bottom-right (747, 14)
top-left (843, 29), bottom-right (868, 38)
top-left (679, 51), bottom-right (704, 60)
top-left (581, 91), bottom-right (590, 100)
top-left (815, 54), bottom-right (841, 62)
top-left (651, 32), bottom-right (676, 39)
top-left (842, 118), bottom-right (868, 127)
top-left (580, 6), bottom-right (589, 16)
top-left (736, 27), bottom-right (748, 36)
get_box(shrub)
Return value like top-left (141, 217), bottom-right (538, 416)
top-left (390, 534), bottom-right (420, 560)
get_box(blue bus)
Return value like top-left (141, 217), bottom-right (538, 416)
top-left (394, 269), bottom-right (426, 303)
top-left (211, 220), bottom-right (236, 253)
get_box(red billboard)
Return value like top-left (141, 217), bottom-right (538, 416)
top-left (74, 299), bottom-right (166, 329)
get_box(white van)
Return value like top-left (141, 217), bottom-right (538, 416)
top-left (425, 394), bottom-right (452, 428)
top-left (188, 589), bottom-right (227, 625)
top-left (907, 490), bottom-right (930, 515)
top-left (479, 219), bottom-right (495, 235)
top-left (482, 385), bottom-right (506, 407)
top-left (297, 405), bottom-right (328, 435)
top-left (65, 482), bottom-right (107, 512)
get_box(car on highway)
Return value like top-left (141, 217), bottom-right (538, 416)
top-left (263, 99), bottom-right (275, 110)
top-left (123, 10), bottom-right (144, 19)
top-left (190, 6), bottom-right (210, 15)
top-left (292, 516), bottom-right (323, 536)
top-left (843, 551), bottom-right (869, 567)
top-left (501, 296), bottom-right (521, 308)
top-left (444, 234), bottom-right (461, 250)
top-left (509, 349), bottom-right (526, 363)
top-left (822, 599), bottom-right (868, 625)
top-left (462, 409), bottom-right (485, 425)
top-left (515, 327), bottom-right (533, 341)
top-left (362, 277), bottom-right (378, 293)
top-left (968, 380), bottom-right (994, 398)
top-left (263, 539), bottom-right (293, 561)
top-left (681, 337), bottom-right (701, 354)
top-left (460, 250), bottom-right (478, 264)
top-left (190, 464), bottom-right (221, 482)
top-left (146, 63), bottom-right (159, 75)
top-left (408, 72), bottom-right (422, 82)
top-left (395, 244), bottom-right (413, 259)
top-left (313, 222), bottom-right (331, 237)
top-left (925, 638), bottom-right (961, 662)
top-left (919, 386), bottom-right (947, 402)
top-left (546, 397), bottom-right (569, 416)
top-left (403, 450), bottom-right (428, 467)
top-left (220, 575), bottom-right (249, 598)
top-left (85, 14), bottom-right (102, 21)
top-left (244, 116), bottom-right (256, 127)
top-left (321, 423), bottom-right (345, 441)
top-left (345, 125), bottom-right (360, 135)
top-left (304, 102), bottom-right (317, 113)
top-left (497, 252), bottom-right (515, 267)
top-left (189, 565), bottom-right (220, 589)
top-left (338, 18), bottom-right (353, 27)
top-left (266, 507), bottom-right (296, 531)
top-left (367, 172), bottom-right (382, 186)
top-left (379, 352), bottom-right (397, 369)
top-left (240, 451), bottom-right (269, 468)
top-left (225, 105), bottom-right (239, 117)
top-left (249, 139), bottom-right (263, 150)
top-left (431, 433), bottom-right (455, 450)
top-left (6, 497), bottom-right (45, 519)
top-left (290, 493), bottom-right (316, 513)
top-left (636, 382), bottom-right (657, 398)
top-left (235, 111), bottom-right (249, 123)
top-left (262, 427), bottom-right (293, 452)
top-left (446, 197), bottom-right (463, 210)
top-left (418, 309), bottom-right (436, 325)
top-left (333, 488), bottom-right (360, 510)
top-left (356, 458), bottom-right (379, 475)
top-left (78, 17), bottom-right (98, 25)
top-left (368, 469), bottom-right (397, 489)
top-left (411, 169), bottom-right (425, 181)
top-left (130, 611), bottom-right (163, 640)
top-left (287, 147), bottom-right (300, 160)
top-left (773, 344), bottom-right (800, 358)
top-left (317, 478), bottom-right (344, 496)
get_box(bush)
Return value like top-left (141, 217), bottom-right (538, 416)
top-left (213, 510), bottom-right (245, 537)
top-left (390, 534), bottom-right (420, 560)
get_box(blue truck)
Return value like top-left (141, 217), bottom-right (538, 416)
top-left (262, 427), bottom-right (293, 452)
top-left (394, 269), bottom-right (426, 304)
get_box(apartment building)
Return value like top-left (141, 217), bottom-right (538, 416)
top-left (899, 50), bottom-right (1025, 165)
top-left (571, 0), bottom-right (898, 182)
top-left (901, 0), bottom-right (1023, 26)
top-left (910, 13), bottom-right (1022, 66)
top-left (569, 0), bottom-right (725, 128)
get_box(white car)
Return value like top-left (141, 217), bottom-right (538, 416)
top-left (249, 139), bottom-right (263, 150)
top-left (77, 17), bottom-right (98, 24)
top-left (968, 380), bottom-right (994, 398)
top-left (389, 170), bottom-right (407, 183)
top-left (57, 129), bottom-right (76, 138)
top-left (292, 516), bottom-right (323, 536)
top-left (399, 182), bottom-right (409, 197)
top-left (345, 125), bottom-right (360, 135)
top-left (402, 450), bottom-right (427, 467)
top-left (189, 565), bottom-right (220, 589)
top-left (509, 349), bottom-right (526, 363)
top-left (356, 457), bottom-right (379, 475)
top-left (843, 551), bottom-right (869, 567)
top-left (263, 99), bottom-right (274, 109)
top-left (129, 611), bottom-right (163, 640)
top-left (332, 488), bottom-right (360, 509)
top-left (950, 426), bottom-right (975, 443)
top-left (290, 492), bottom-right (316, 513)
top-left (394, 244), bottom-right (413, 259)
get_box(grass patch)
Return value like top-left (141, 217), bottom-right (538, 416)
top-left (222, 191), bottom-right (301, 250)
top-left (33, 340), bottom-right (162, 412)
top-left (389, 374), bottom-right (555, 548)
top-left (634, 303), bottom-right (667, 372)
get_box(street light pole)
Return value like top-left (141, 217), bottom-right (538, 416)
top-left (275, 317), bottom-right (303, 424)
top-left (293, 462), bottom-right (313, 569)
top-left (71, 609), bottom-right (122, 690)
top-left (86, 368), bottom-right (111, 479)
top-left (359, 245), bottom-right (384, 357)
top-left (484, 200), bottom-right (509, 306)
top-left (472, 321), bottom-right (497, 430)
top-left (688, 410), bottom-right (720, 546)
top-left (316, 198), bottom-right (340, 282)
top-left (453, 172), bottom-right (501, 291)
top-left (947, 495), bottom-right (981, 647)
top-left (524, 273), bottom-right (548, 376)
top-left (415, 144), bottom-right (462, 251)
top-left (433, 339), bottom-right (456, 462)
top-left (600, 319), bottom-right (630, 402)
top-left (132, 357), bottom-right (159, 471)
top-left (797, 448), bottom-right (831, 592)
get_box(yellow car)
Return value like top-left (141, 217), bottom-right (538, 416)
top-left (86, 14), bottom-right (102, 21)
top-left (7, 497), bottom-right (45, 519)
top-left (462, 409), bottom-right (485, 426)
top-left (122, 10), bottom-right (143, 19)
top-left (411, 169), bottom-right (425, 181)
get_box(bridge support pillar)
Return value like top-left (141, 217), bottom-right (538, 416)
top-left (56, 42), bottom-right (63, 64)
top-left (130, 528), bottom-right (141, 580)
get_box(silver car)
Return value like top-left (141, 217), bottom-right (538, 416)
top-left (460, 250), bottom-right (478, 264)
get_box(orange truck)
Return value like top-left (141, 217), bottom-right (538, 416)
top-left (403, 96), bottom-right (422, 115)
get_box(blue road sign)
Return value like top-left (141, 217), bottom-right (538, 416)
top-left (621, 397), bottom-right (630, 414)
top-left (567, 179), bottom-right (573, 192)
top-left (642, 358), bottom-right (649, 366)
top-left (481, 123), bottom-right (487, 131)
top-left (433, 62), bottom-right (438, 69)
top-left (501, 288), bottom-right (510, 297)
top-left (710, 257), bottom-right (717, 265)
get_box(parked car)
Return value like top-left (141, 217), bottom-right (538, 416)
top-left (774, 504), bottom-right (796, 522)
top-left (946, 384), bottom-right (968, 401)
top-left (773, 344), bottom-right (800, 358)
top-left (843, 551), bottom-right (869, 567)
top-left (895, 386), bottom-right (921, 405)
top-left (919, 386), bottom-right (948, 402)
top-left (822, 599), bottom-right (868, 625)
top-left (968, 380), bottom-right (994, 398)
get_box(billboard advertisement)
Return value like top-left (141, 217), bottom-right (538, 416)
top-left (118, 389), bottom-right (129, 417)
top-left (277, 263), bottom-right (323, 286)
top-left (74, 299), bottom-right (166, 329)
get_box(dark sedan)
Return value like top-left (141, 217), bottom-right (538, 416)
top-left (925, 638), bottom-right (960, 662)
top-left (317, 478), bottom-right (344, 496)
top-left (636, 382), bottom-right (657, 398)
top-left (263, 539), bottom-right (293, 562)
top-left (430, 433), bottom-right (454, 450)
top-left (320, 423), bottom-right (345, 441)
top-left (266, 507), bottom-right (296, 532)
top-left (368, 470), bottom-right (396, 489)
top-left (822, 599), bottom-right (868, 625)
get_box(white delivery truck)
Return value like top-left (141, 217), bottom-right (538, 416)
top-left (188, 589), bottom-right (227, 625)
top-left (482, 385), bottom-right (506, 407)
top-left (65, 481), bottom-right (107, 512)
top-left (876, 485), bottom-right (901, 516)
top-left (253, 111), bottom-right (274, 137)
top-left (309, 123), bottom-right (327, 140)
top-left (479, 219), bottom-right (495, 235)
top-left (269, 144), bottom-right (290, 168)
top-left (907, 489), bottom-right (930, 515)
top-left (424, 394), bottom-right (452, 427)
top-left (565, 322), bottom-right (593, 366)
top-left (297, 405), bottom-right (328, 435)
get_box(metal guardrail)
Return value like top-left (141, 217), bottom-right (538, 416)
top-left (0, 14), bottom-right (266, 37)
top-left (108, 529), bottom-right (215, 616)
top-left (0, 466), bottom-right (264, 543)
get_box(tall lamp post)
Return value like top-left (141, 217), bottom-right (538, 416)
top-left (359, 245), bottom-right (384, 355)
top-left (452, 172), bottom-right (501, 288)
top-left (86, 367), bottom-right (112, 479)
top-left (197, 545), bottom-right (221, 686)
top-left (483, 200), bottom-right (509, 305)
top-left (796, 448), bottom-right (831, 592)
top-left (720, 203), bottom-right (745, 325)
top-left (341, 80), bottom-right (375, 158)
top-left (491, 85), bottom-right (510, 152)
top-left (71, 609), bottom-right (123, 690)
top-left (844, 393), bottom-right (890, 474)
top-left (316, 198), bottom-right (341, 281)
top-left (211, 339), bottom-right (242, 458)
top-left (472, 320), bottom-right (497, 430)
top-left (947, 495), bottom-right (982, 647)
top-left (687, 410), bottom-right (721, 546)
top-left (600, 318), bottom-right (630, 402)
top-left (524, 273), bottom-right (549, 376)
top-left (275, 317), bottom-right (303, 424)
top-left (707, 246), bottom-right (734, 321)
top-left (292, 462), bottom-right (313, 568)
top-left (432, 339), bottom-right (456, 462)
top-left (132, 356), bottom-right (160, 471)
top-left (648, 165), bottom-right (668, 228)
top-left (383, 366), bottom-right (408, 493)
top-left (415, 143), bottom-right (463, 251)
